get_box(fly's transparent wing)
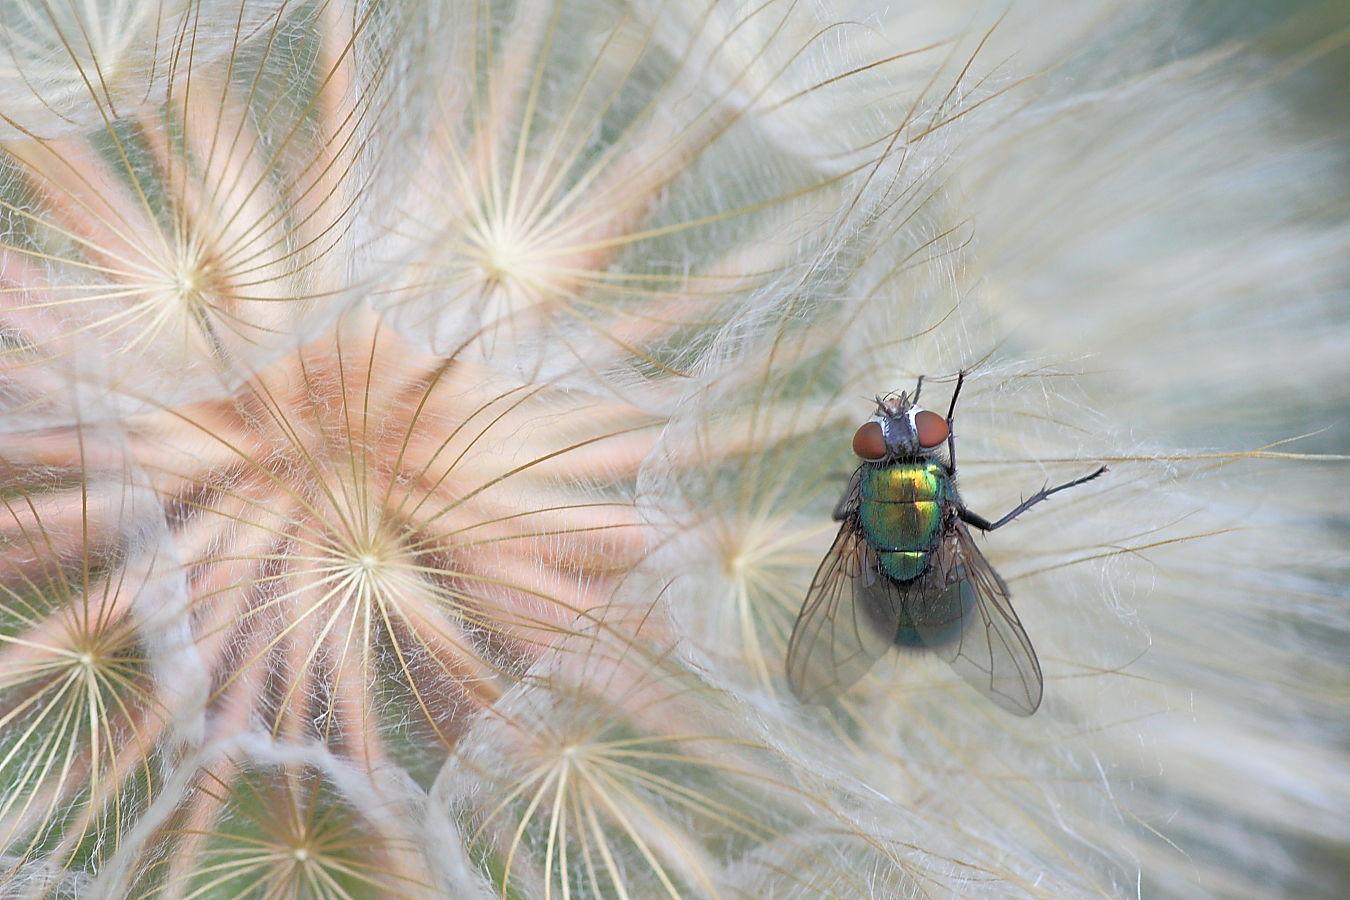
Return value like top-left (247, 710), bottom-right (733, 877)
top-left (911, 524), bottom-right (1044, 715)
top-left (785, 520), bottom-right (904, 704)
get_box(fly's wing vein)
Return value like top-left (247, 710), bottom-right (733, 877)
top-left (786, 518), bottom-right (903, 704)
top-left (916, 525), bottom-right (1044, 715)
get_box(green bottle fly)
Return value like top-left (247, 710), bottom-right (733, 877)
top-left (786, 373), bottom-right (1107, 714)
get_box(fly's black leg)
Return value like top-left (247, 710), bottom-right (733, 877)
top-left (912, 374), bottom-right (925, 404)
top-left (944, 370), bottom-right (966, 473)
top-left (945, 371), bottom-right (966, 420)
top-left (958, 465), bottom-right (1108, 532)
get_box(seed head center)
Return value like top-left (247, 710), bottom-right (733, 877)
top-left (166, 247), bottom-right (216, 307)
top-left (475, 220), bottom-right (556, 299)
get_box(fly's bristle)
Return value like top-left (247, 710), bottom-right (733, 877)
top-left (882, 394), bottom-right (908, 416)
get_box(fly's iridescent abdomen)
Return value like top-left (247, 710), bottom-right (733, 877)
top-left (857, 458), bottom-right (972, 649)
top-left (857, 460), bottom-right (952, 582)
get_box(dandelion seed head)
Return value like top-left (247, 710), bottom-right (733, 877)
top-left (3, 1), bottom-right (1348, 898)
top-left (687, 507), bottom-right (827, 692)
top-left (123, 753), bottom-right (433, 898)
top-left (0, 3), bottom-right (293, 139)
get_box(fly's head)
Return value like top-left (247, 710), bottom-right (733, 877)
top-left (851, 391), bottom-right (950, 462)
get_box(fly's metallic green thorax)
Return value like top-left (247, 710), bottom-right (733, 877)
top-left (857, 460), bottom-right (952, 582)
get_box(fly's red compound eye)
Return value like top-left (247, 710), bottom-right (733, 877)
top-left (913, 409), bottom-right (950, 449)
top-left (852, 421), bottom-right (887, 461)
